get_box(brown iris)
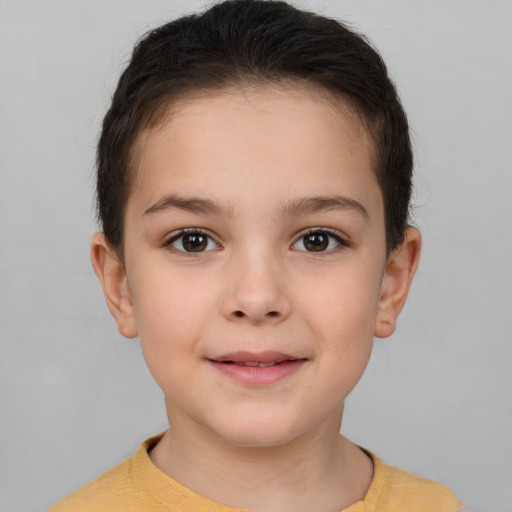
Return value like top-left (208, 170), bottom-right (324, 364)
top-left (181, 233), bottom-right (208, 252)
top-left (303, 232), bottom-right (329, 252)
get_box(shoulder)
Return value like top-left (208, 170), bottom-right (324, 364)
top-left (46, 435), bottom-right (165, 512)
top-left (368, 454), bottom-right (465, 512)
top-left (45, 456), bottom-right (147, 512)
top-left (46, 433), bottom-right (242, 512)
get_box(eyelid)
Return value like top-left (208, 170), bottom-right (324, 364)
top-left (162, 228), bottom-right (220, 254)
top-left (291, 227), bottom-right (351, 252)
top-left (160, 227), bottom-right (349, 254)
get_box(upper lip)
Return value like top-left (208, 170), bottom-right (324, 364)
top-left (210, 351), bottom-right (303, 364)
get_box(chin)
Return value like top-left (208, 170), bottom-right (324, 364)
top-left (222, 430), bottom-right (297, 449)
top-left (213, 414), bottom-right (304, 449)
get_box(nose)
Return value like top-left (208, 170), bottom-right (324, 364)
top-left (221, 250), bottom-right (291, 324)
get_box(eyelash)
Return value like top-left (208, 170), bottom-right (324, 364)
top-left (162, 229), bottom-right (219, 256)
top-left (162, 228), bottom-right (350, 255)
top-left (292, 228), bottom-right (350, 254)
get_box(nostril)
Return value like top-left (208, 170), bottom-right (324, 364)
top-left (233, 310), bottom-right (278, 319)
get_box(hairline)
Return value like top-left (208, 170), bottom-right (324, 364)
top-left (127, 80), bottom-right (378, 198)
top-left (112, 81), bottom-right (386, 262)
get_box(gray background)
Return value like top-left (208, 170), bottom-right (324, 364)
top-left (1, 1), bottom-right (511, 511)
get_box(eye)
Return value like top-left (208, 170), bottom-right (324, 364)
top-left (292, 229), bottom-right (347, 253)
top-left (165, 230), bottom-right (218, 253)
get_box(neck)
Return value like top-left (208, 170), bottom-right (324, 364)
top-left (149, 406), bottom-right (373, 511)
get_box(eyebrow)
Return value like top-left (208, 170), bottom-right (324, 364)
top-left (278, 195), bottom-right (370, 222)
top-left (143, 193), bottom-right (369, 222)
top-left (143, 194), bottom-right (234, 217)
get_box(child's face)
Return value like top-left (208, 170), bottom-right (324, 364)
top-left (94, 86), bottom-right (418, 448)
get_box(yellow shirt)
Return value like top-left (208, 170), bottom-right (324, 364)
top-left (47, 435), bottom-right (464, 512)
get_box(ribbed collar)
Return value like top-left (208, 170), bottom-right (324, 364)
top-left (130, 434), bottom-right (386, 511)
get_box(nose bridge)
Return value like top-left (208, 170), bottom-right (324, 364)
top-left (222, 242), bottom-right (290, 323)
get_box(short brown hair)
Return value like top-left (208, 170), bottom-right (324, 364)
top-left (97, 0), bottom-right (413, 254)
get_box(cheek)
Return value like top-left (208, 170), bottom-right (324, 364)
top-left (314, 300), bottom-right (375, 402)
top-left (300, 265), bottom-right (382, 337)
top-left (297, 264), bottom-right (381, 382)
top-left (129, 270), bottom-right (215, 381)
top-left (131, 262), bottom-right (212, 333)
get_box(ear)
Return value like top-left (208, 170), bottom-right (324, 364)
top-left (90, 232), bottom-right (138, 338)
top-left (374, 227), bottom-right (421, 339)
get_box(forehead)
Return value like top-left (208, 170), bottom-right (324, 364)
top-left (129, 85), bottom-right (381, 217)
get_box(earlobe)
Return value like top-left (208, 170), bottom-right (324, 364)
top-left (90, 233), bottom-right (138, 338)
top-left (374, 227), bottom-right (421, 339)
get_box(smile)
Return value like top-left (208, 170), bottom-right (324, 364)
top-left (231, 361), bottom-right (282, 367)
top-left (208, 351), bottom-right (307, 386)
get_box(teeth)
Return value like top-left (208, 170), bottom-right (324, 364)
top-left (231, 361), bottom-right (279, 367)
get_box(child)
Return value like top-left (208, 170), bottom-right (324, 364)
top-left (48, 1), bottom-right (464, 510)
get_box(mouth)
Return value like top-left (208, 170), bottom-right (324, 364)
top-left (208, 351), bottom-right (307, 386)
top-left (226, 360), bottom-right (286, 367)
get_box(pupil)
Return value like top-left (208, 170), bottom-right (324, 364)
top-left (183, 234), bottom-right (207, 252)
top-left (305, 233), bottom-right (328, 251)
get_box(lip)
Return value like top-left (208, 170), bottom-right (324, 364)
top-left (208, 351), bottom-right (307, 386)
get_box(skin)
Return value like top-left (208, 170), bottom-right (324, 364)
top-left (91, 85), bottom-right (421, 511)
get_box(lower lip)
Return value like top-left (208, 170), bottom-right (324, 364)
top-left (209, 360), bottom-right (306, 386)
